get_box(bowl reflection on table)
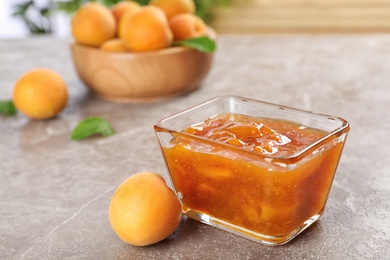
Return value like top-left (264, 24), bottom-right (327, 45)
top-left (70, 43), bottom-right (214, 102)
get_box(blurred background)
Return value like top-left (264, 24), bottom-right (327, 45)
top-left (2, 0), bottom-right (390, 38)
top-left (213, 0), bottom-right (390, 33)
top-left (0, 0), bottom-right (71, 38)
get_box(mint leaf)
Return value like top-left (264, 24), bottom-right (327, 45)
top-left (72, 116), bottom-right (115, 140)
top-left (0, 100), bottom-right (17, 116)
top-left (173, 36), bottom-right (216, 53)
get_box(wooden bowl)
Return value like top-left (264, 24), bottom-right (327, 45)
top-left (70, 43), bottom-right (214, 102)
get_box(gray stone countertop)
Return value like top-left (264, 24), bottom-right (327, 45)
top-left (0, 34), bottom-right (389, 259)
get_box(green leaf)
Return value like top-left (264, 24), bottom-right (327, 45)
top-left (40, 7), bottom-right (51, 17)
top-left (12, 1), bottom-right (33, 17)
top-left (57, 0), bottom-right (84, 14)
top-left (57, 0), bottom-right (149, 13)
top-left (195, 0), bottom-right (231, 24)
top-left (0, 100), bottom-right (17, 116)
top-left (173, 36), bottom-right (217, 53)
top-left (71, 116), bottom-right (115, 140)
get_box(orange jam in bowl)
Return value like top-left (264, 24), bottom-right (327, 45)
top-left (154, 96), bottom-right (350, 245)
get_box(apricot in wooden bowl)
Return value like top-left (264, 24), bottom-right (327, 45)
top-left (70, 42), bottom-right (214, 103)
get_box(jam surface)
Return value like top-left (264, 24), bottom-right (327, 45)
top-left (183, 113), bottom-right (325, 157)
top-left (162, 113), bottom-right (343, 239)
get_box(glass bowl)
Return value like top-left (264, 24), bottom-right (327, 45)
top-left (154, 96), bottom-right (350, 245)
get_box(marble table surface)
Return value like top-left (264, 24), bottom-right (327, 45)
top-left (1, 34), bottom-right (389, 259)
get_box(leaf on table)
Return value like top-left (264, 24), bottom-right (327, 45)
top-left (72, 116), bottom-right (115, 140)
top-left (173, 36), bottom-right (217, 53)
top-left (0, 100), bottom-right (17, 116)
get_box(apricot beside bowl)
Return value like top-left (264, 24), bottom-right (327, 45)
top-left (70, 43), bottom-right (214, 102)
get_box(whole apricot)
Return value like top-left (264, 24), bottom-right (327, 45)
top-left (120, 6), bottom-right (173, 52)
top-left (150, 0), bottom-right (195, 19)
top-left (111, 1), bottom-right (141, 24)
top-left (13, 68), bottom-right (68, 120)
top-left (108, 172), bottom-right (182, 246)
top-left (100, 38), bottom-right (129, 52)
top-left (117, 3), bottom-right (142, 39)
top-left (169, 13), bottom-right (207, 41)
top-left (71, 2), bottom-right (116, 47)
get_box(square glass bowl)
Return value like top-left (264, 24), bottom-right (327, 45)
top-left (154, 96), bottom-right (350, 245)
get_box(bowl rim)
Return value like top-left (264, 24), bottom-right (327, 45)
top-left (70, 41), bottom-right (204, 57)
top-left (154, 95), bottom-right (350, 163)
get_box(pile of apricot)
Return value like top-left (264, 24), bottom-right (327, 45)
top-left (71, 0), bottom-right (211, 52)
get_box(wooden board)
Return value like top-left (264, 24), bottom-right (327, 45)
top-left (211, 0), bottom-right (390, 33)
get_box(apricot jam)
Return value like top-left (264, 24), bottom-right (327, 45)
top-left (161, 113), bottom-right (344, 241)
